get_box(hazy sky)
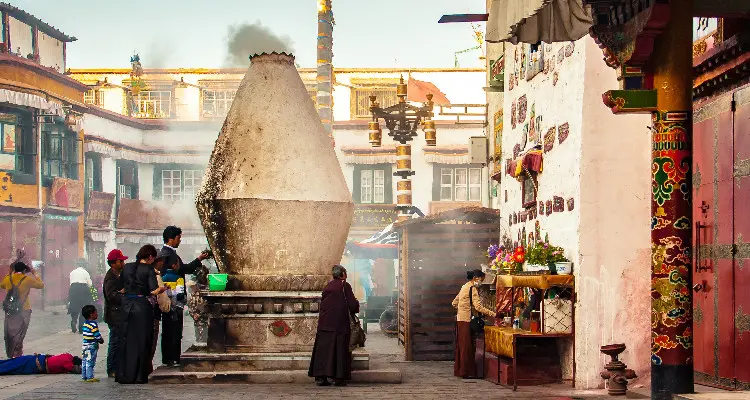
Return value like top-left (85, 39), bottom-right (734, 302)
top-left (12, 0), bottom-right (487, 69)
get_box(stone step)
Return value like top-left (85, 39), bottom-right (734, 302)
top-left (150, 368), bottom-right (402, 385)
top-left (181, 349), bottom-right (370, 372)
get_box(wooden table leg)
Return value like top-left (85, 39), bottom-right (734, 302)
top-left (513, 336), bottom-right (517, 391)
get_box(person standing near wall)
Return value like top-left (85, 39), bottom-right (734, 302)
top-left (157, 226), bottom-right (209, 366)
top-left (1, 261), bottom-right (44, 358)
top-left (68, 259), bottom-right (93, 333)
top-left (452, 269), bottom-right (497, 379)
top-left (103, 249), bottom-right (127, 378)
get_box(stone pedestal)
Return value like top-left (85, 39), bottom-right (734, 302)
top-left (173, 291), bottom-right (371, 377)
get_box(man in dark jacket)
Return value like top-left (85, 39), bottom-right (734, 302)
top-left (157, 226), bottom-right (208, 367)
top-left (158, 226), bottom-right (208, 277)
top-left (102, 249), bottom-right (127, 378)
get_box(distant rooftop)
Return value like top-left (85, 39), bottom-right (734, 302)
top-left (0, 2), bottom-right (76, 42)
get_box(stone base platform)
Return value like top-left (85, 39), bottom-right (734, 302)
top-left (150, 368), bottom-right (402, 384)
top-left (180, 345), bottom-right (370, 371)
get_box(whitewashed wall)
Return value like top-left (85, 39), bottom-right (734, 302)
top-left (576, 37), bottom-right (652, 388)
top-left (501, 37), bottom-right (587, 384)
top-left (101, 157), bottom-right (117, 194)
top-left (137, 163), bottom-right (154, 201)
top-left (8, 16), bottom-right (32, 57)
top-left (501, 36), bottom-right (652, 389)
top-left (37, 31), bottom-right (63, 71)
top-left (83, 114), bottom-right (145, 147)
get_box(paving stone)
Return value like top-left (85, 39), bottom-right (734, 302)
top-left (0, 313), bottom-right (621, 399)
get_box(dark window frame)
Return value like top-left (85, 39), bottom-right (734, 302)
top-left (352, 164), bottom-right (393, 205)
top-left (41, 121), bottom-right (78, 181)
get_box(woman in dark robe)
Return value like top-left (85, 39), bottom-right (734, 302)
top-left (116, 245), bottom-right (165, 384)
top-left (308, 265), bottom-right (359, 387)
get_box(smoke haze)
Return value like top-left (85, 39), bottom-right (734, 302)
top-left (142, 39), bottom-right (175, 69)
top-left (225, 22), bottom-right (294, 67)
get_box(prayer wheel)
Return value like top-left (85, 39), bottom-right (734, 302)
top-left (423, 119), bottom-right (436, 146)
top-left (396, 144), bottom-right (412, 173)
top-left (396, 180), bottom-right (412, 207)
top-left (368, 121), bottom-right (382, 147)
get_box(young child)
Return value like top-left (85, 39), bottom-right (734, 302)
top-left (80, 305), bottom-right (104, 382)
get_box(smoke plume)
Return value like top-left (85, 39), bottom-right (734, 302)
top-left (224, 22), bottom-right (294, 67)
top-left (142, 39), bottom-right (174, 69)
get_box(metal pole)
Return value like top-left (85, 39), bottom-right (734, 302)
top-left (36, 111), bottom-right (45, 310)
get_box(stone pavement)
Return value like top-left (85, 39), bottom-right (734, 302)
top-left (0, 310), bottom-right (738, 399)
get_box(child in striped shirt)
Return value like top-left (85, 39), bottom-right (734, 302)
top-left (80, 305), bottom-right (104, 382)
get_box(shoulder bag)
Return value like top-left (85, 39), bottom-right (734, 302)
top-left (156, 274), bottom-right (171, 313)
top-left (342, 282), bottom-right (366, 351)
top-left (469, 286), bottom-right (485, 337)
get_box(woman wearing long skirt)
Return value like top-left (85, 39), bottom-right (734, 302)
top-left (116, 245), bottom-right (165, 384)
top-left (451, 269), bottom-right (496, 379)
top-left (308, 265), bottom-right (359, 386)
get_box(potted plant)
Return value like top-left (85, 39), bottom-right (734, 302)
top-left (550, 247), bottom-right (572, 275)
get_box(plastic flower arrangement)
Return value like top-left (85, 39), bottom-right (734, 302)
top-left (486, 244), bottom-right (524, 273)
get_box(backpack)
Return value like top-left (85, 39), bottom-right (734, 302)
top-left (3, 276), bottom-right (27, 315)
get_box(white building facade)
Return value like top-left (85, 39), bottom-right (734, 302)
top-left (69, 66), bottom-right (490, 246)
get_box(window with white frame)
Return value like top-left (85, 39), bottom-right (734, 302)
top-left (162, 170), bottom-right (182, 202)
top-left (182, 170), bottom-right (203, 199)
top-left (202, 89), bottom-right (236, 118)
top-left (135, 90), bottom-right (172, 119)
top-left (161, 169), bottom-right (203, 202)
top-left (84, 89), bottom-right (104, 106)
top-left (359, 168), bottom-right (386, 204)
top-left (439, 167), bottom-right (482, 201)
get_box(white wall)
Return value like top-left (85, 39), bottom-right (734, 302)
top-left (576, 37), bottom-right (652, 388)
top-left (101, 157), bottom-right (117, 194)
top-left (501, 39), bottom-right (585, 261)
top-left (500, 38), bottom-right (587, 383)
top-left (37, 31), bottom-right (63, 71)
top-left (138, 163), bottom-right (154, 201)
top-left (84, 114), bottom-right (145, 147)
top-left (500, 36), bottom-right (653, 389)
top-left (8, 16), bottom-right (32, 58)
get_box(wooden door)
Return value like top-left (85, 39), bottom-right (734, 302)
top-left (732, 86), bottom-right (750, 389)
top-left (692, 90), bottom-right (736, 389)
top-left (43, 217), bottom-right (79, 305)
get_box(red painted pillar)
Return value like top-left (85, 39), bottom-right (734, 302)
top-left (649, 0), bottom-right (694, 398)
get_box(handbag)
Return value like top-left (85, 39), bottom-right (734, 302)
top-left (342, 282), bottom-right (366, 351)
top-left (156, 275), bottom-right (171, 313)
top-left (469, 286), bottom-right (485, 337)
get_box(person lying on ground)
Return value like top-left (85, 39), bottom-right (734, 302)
top-left (0, 353), bottom-right (82, 375)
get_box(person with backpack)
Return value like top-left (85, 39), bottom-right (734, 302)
top-left (0, 261), bottom-right (44, 358)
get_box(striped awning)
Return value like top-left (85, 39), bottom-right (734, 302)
top-left (486, 0), bottom-right (593, 44)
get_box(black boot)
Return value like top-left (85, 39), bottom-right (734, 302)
top-left (315, 378), bottom-right (331, 386)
